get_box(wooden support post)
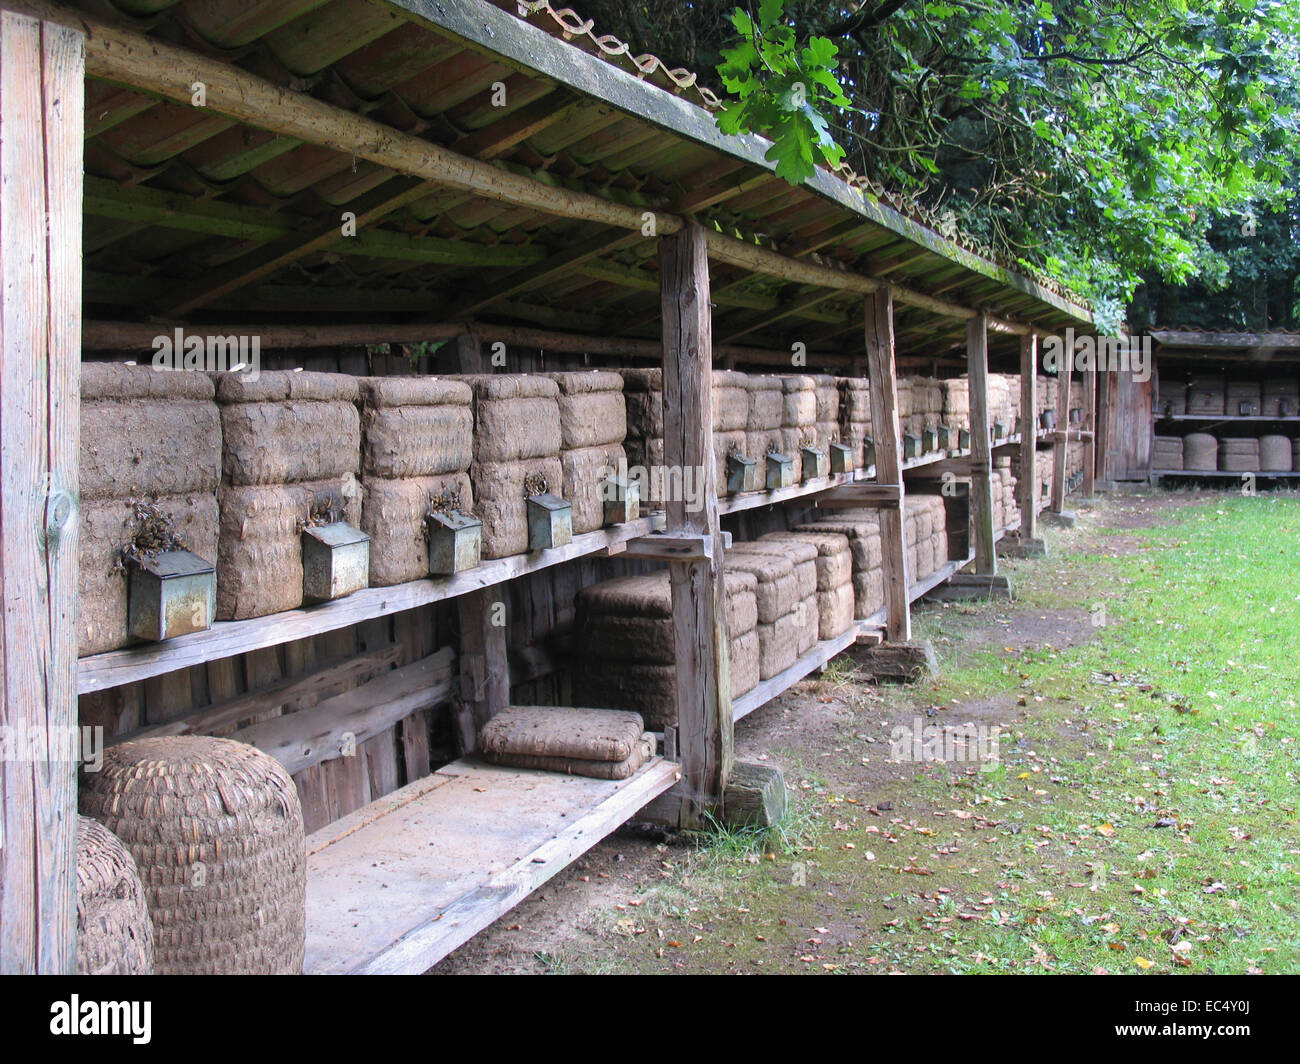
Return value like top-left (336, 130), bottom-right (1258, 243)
top-left (454, 331), bottom-right (482, 374)
top-left (864, 288), bottom-right (911, 641)
top-left (660, 222), bottom-right (732, 829)
top-left (966, 313), bottom-right (996, 575)
top-left (454, 589), bottom-right (509, 754)
top-left (1083, 360), bottom-right (1097, 497)
top-left (0, 11), bottom-right (83, 974)
top-left (1017, 333), bottom-right (1039, 540)
top-left (1051, 340), bottom-right (1072, 513)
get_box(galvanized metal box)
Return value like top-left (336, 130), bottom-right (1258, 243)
top-left (958, 428), bottom-right (972, 451)
top-left (800, 445), bottom-right (828, 481)
top-left (1039, 409), bottom-right (1056, 431)
top-left (936, 425), bottom-right (952, 450)
top-left (828, 442), bottom-right (854, 474)
top-left (526, 492), bottom-right (573, 551)
top-left (921, 427), bottom-right (938, 453)
top-left (726, 452), bottom-right (759, 495)
top-left (602, 475), bottom-right (641, 525)
top-left (302, 521), bottom-right (370, 602)
top-left (426, 510), bottom-right (482, 575)
top-left (127, 550), bottom-right (215, 642)
top-left (764, 452), bottom-right (795, 490)
top-left (902, 433), bottom-right (922, 460)
top-left (862, 435), bottom-right (876, 468)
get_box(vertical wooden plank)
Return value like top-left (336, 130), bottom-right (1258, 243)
top-left (455, 331), bottom-right (482, 373)
top-left (393, 609), bottom-right (429, 784)
top-left (966, 313), bottom-right (995, 574)
top-left (0, 14), bottom-right (83, 974)
top-left (863, 287), bottom-right (910, 640)
top-left (1083, 359), bottom-right (1097, 496)
top-left (1017, 333), bottom-right (1038, 539)
top-left (661, 221), bottom-right (731, 828)
top-left (1051, 337), bottom-right (1072, 511)
top-left (455, 588), bottom-right (509, 753)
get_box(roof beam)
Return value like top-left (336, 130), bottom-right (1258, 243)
top-left (24, 0), bottom-right (1079, 330)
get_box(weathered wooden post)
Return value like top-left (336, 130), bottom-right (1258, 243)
top-left (659, 222), bottom-right (732, 828)
top-left (1083, 358), bottom-right (1098, 497)
top-left (0, 11), bottom-right (83, 974)
top-left (966, 313), bottom-right (996, 575)
top-left (1051, 333), bottom-right (1072, 514)
top-left (864, 287), bottom-right (910, 641)
top-left (1017, 332), bottom-right (1041, 545)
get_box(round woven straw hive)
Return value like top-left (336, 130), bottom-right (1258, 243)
top-left (76, 815), bottom-right (154, 975)
top-left (1259, 435), bottom-right (1292, 472)
top-left (1182, 433), bottom-right (1218, 471)
top-left (79, 736), bottom-right (305, 975)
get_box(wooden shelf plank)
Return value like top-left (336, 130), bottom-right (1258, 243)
top-left (718, 471), bottom-right (861, 515)
top-left (1152, 469), bottom-right (1300, 478)
top-left (77, 518), bottom-right (654, 695)
top-left (303, 755), bottom-right (681, 974)
top-left (1156, 414), bottom-right (1300, 423)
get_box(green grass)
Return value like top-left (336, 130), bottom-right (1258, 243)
top-left (608, 494), bottom-right (1300, 974)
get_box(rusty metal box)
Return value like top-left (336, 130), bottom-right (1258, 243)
top-left (764, 452), bottom-right (794, 490)
top-left (828, 442), bottom-right (854, 474)
top-left (426, 510), bottom-right (482, 575)
top-left (602, 475), bottom-right (641, 525)
top-left (726, 452), bottom-right (759, 495)
top-left (127, 550), bottom-right (215, 642)
top-left (800, 445), bottom-right (828, 481)
top-left (526, 492), bottom-right (573, 551)
top-left (302, 521), bottom-right (370, 602)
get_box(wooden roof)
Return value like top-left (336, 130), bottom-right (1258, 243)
top-left (59, 0), bottom-right (1094, 358)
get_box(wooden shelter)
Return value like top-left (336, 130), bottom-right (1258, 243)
top-left (0, 0), bottom-right (1098, 973)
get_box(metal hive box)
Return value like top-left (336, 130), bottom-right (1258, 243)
top-left (828, 442), bottom-right (853, 474)
top-left (800, 445), bottom-right (828, 481)
top-left (426, 510), bottom-right (482, 575)
top-left (764, 452), bottom-right (794, 490)
top-left (302, 521), bottom-right (370, 602)
top-left (526, 492), bottom-right (573, 551)
top-left (602, 475), bottom-right (641, 526)
top-left (127, 550), bottom-right (215, 642)
top-left (726, 452), bottom-right (758, 494)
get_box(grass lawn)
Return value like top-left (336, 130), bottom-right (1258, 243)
top-left (597, 494), bottom-right (1300, 974)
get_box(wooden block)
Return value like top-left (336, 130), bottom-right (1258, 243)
top-left (721, 761), bottom-right (787, 828)
top-left (852, 640), bottom-right (937, 683)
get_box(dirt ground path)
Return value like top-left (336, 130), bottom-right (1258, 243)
top-left (431, 489), bottom-right (1194, 974)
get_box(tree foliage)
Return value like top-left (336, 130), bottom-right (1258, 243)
top-left (575, 0), bottom-right (1300, 330)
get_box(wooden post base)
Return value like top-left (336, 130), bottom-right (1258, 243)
top-left (634, 760), bottom-right (788, 830)
top-left (929, 572), bottom-right (1013, 601)
top-left (722, 761), bottom-right (788, 828)
top-left (998, 536), bottom-right (1048, 559)
top-left (852, 640), bottom-right (937, 683)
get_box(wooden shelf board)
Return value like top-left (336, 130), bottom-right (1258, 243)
top-left (718, 470), bottom-right (860, 515)
top-left (77, 518), bottom-right (654, 695)
top-left (1157, 415), bottom-right (1300, 423)
top-left (1152, 469), bottom-right (1300, 478)
top-left (303, 755), bottom-right (681, 974)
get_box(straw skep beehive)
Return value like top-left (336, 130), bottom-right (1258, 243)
top-left (79, 736), bottom-right (306, 975)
